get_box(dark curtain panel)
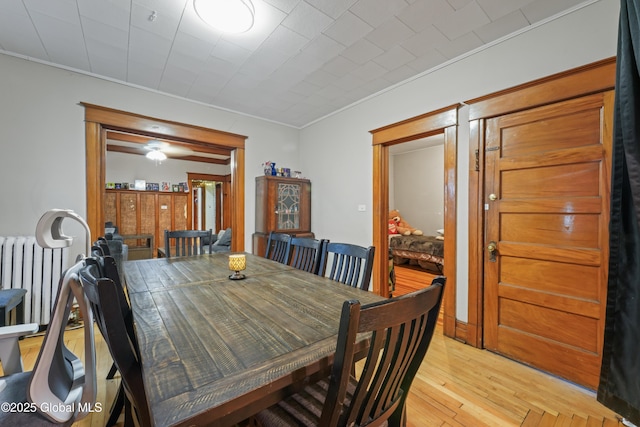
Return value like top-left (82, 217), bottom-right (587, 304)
top-left (598, 1), bottom-right (640, 424)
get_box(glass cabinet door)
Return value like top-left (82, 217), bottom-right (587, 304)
top-left (276, 182), bottom-right (300, 230)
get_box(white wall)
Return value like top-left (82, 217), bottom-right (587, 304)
top-left (0, 53), bottom-right (299, 261)
top-left (392, 145), bottom-right (445, 235)
top-left (299, 0), bottom-right (619, 321)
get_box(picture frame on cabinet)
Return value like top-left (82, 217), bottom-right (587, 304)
top-left (134, 180), bottom-right (146, 191)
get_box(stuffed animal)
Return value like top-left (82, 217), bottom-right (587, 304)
top-left (389, 209), bottom-right (423, 236)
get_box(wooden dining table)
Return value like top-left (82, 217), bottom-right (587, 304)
top-left (123, 253), bottom-right (384, 427)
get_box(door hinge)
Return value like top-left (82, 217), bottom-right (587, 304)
top-left (474, 149), bottom-right (479, 171)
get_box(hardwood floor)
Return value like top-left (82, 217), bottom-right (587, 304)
top-left (392, 263), bottom-right (439, 297)
top-left (10, 272), bottom-right (623, 427)
top-left (393, 265), bottom-right (623, 427)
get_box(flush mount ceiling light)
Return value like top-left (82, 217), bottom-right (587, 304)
top-left (194, 0), bottom-right (255, 33)
top-left (146, 149), bottom-right (167, 162)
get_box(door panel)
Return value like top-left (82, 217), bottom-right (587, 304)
top-left (500, 213), bottom-right (599, 247)
top-left (483, 92), bottom-right (612, 389)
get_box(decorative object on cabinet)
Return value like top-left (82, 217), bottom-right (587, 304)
top-left (253, 176), bottom-right (312, 256)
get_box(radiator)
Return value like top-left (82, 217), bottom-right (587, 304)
top-left (0, 236), bottom-right (69, 325)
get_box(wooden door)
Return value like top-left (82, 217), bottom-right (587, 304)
top-left (483, 92), bottom-right (613, 389)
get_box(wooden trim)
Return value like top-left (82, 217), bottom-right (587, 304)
top-left (371, 104), bottom-right (459, 145)
top-left (187, 172), bottom-right (230, 183)
top-left (371, 105), bottom-right (459, 339)
top-left (371, 144), bottom-right (389, 296)
top-left (85, 122), bottom-right (105, 239)
top-left (454, 320), bottom-right (468, 343)
top-left (230, 148), bottom-right (245, 252)
top-left (82, 103), bottom-right (247, 147)
top-left (466, 57), bottom-right (616, 120)
top-left (466, 119), bottom-right (484, 348)
top-left (442, 126), bottom-right (457, 338)
top-left (84, 104), bottom-right (246, 252)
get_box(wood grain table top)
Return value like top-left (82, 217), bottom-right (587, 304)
top-left (123, 253), bottom-right (384, 427)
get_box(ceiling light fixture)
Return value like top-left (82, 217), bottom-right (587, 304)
top-left (146, 149), bottom-right (167, 162)
top-left (194, 0), bottom-right (255, 33)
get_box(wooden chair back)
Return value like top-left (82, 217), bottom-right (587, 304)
top-left (321, 276), bottom-right (446, 426)
top-left (264, 232), bottom-right (292, 264)
top-left (164, 229), bottom-right (212, 258)
top-left (289, 237), bottom-right (327, 275)
top-left (319, 242), bottom-right (375, 290)
top-left (79, 258), bottom-right (152, 427)
top-left (93, 237), bottom-right (110, 255)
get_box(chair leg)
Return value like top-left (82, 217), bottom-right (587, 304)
top-left (106, 382), bottom-right (125, 427)
top-left (107, 362), bottom-right (118, 379)
top-left (123, 396), bottom-right (135, 427)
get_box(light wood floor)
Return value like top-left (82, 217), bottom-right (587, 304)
top-left (12, 267), bottom-right (623, 427)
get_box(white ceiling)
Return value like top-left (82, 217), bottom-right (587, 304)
top-left (0, 0), bottom-right (590, 128)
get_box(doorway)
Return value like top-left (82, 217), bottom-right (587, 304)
top-left (188, 172), bottom-right (231, 234)
top-left (82, 103), bottom-right (247, 252)
top-left (371, 105), bottom-right (459, 339)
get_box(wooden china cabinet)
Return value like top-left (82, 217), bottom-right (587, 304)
top-left (252, 175), bottom-right (312, 256)
top-left (105, 189), bottom-right (190, 257)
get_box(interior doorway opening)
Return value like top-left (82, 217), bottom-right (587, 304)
top-left (83, 103), bottom-right (247, 252)
top-left (370, 105), bottom-right (459, 339)
top-left (188, 172), bottom-right (231, 234)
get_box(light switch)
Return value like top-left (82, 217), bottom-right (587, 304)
top-left (358, 204), bottom-right (366, 212)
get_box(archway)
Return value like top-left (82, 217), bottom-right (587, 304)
top-left (83, 103), bottom-right (247, 252)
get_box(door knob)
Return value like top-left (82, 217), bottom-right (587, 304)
top-left (489, 193), bottom-right (497, 201)
top-left (487, 241), bottom-right (497, 262)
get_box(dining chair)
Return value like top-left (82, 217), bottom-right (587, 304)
top-left (319, 242), bottom-right (375, 291)
top-left (0, 258), bottom-right (97, 425)
top-left (252, 276), bottom-right (446, 427)
top-left (264, 231), bottom-right (292, 264)
top-left (86, 250), bottom-right (132, 426)
top-left (289, 237), bottom-right (327, 275)
top-left (80, 257), bottom-right (152, 427)
top-left (164, 229), bottom-right (212, 258)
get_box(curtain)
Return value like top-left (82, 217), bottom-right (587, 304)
top-left (597, 1), bottom-right (640, 424)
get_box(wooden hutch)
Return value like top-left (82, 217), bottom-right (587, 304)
top-left (252, 175), bottom-right (312, 256)
top-left (105, 189), bottom-right (190, 257)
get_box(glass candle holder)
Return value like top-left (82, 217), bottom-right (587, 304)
top-left (228, 254), bottom-right (246, 280)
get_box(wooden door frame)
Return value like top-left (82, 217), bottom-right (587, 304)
top-left (464, 57), bottom-right (616, 348)
top-left (187, 172), bottom-right (231, 232)
top-left (371, 105), bottom-right (459, 339)
top-left (83, 103), bottom-right (247, 252)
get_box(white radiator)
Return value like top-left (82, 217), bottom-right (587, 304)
top-left (0, 236), bottom-right (69, 325)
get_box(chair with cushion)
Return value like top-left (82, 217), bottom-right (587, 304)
top-left (253, 276), bottom-right (446, 427)
top-left (164, 229), bottom-right (213, 258)
top-left (264, 232), bottom-right (292, 264)
top-left (319, 242), bottom-right (375, 291)
top-left (80, 257), bottom-right (152, 427)
top-left (289, 237), bottom-right (327, 275)
top-left (207, 227), bottom-right (232, 253)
